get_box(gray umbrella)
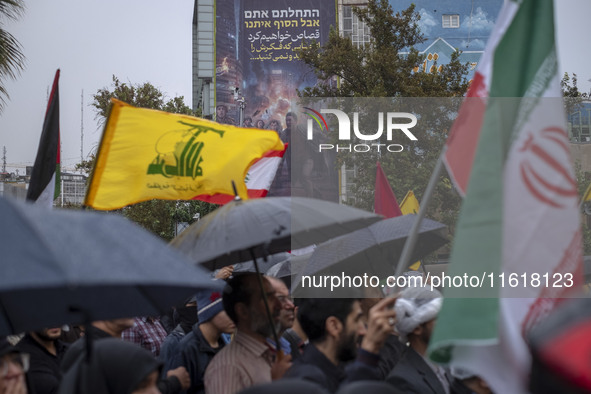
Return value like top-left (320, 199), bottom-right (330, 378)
top-left (266, 253), bottom-right (311, 279)
top-left (0, 196), bottom-right (217, 336)
top-left (265, 252), bottom-right (312, 291)
top-left (232, 252), bottom-right (292, 274)
top-left (170, 196), bottom-right (382, 270)
top-left (293, 214), bottom-right (448, 296)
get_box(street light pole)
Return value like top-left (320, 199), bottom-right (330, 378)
top-left (233, 87), bottom-right (246, 126)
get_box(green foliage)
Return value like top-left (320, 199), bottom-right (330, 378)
top-left (298, 1), bottom-right (469, 98)
top-left (561, 72), bottom-right (586, 117)
top-left (573, 162), bottom-right (591, 255)
top-left (297, 0), bottom-right (470, 235)
top-left (561, 73), bottom-right (591, 254)
top-left (0, 0), bottom-right (25, 112)
top-left (84, 75), bottom-right (215, 241)
top-left (92, 75), bottom-right (200, 126)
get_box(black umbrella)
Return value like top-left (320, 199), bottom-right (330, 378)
top-left (0, 196), bottom-right (217, 336)
top-left (170, 196), bottom-right (381, 348)
top-left (293, 214), bottom-right (448, 296)
top-left (170, 196), bottom-right (382, 270)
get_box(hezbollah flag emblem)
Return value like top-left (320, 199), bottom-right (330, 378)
top-left (85, 99), bottom-right (284, 210)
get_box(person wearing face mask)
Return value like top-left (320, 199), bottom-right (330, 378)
top-left (58, 338), bottom-right (162, 394)
top-left (159, 297), bottom-right (198, 374)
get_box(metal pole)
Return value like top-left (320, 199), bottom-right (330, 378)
top-left (394, 150), bottom-right (445, 278)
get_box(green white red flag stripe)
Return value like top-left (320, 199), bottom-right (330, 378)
top-left (443, 3), bottom-right (517, 196)
top-left (429, 1), bottom-right (583, 393)
top-left (26, 69), bottom-right (61, 207)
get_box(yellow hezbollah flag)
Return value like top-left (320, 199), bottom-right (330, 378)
top-left (85, 99), bottom-right (284, 210)
top-left (401, 190), bottom-right (421, 270)
top-left (400, 190), bottom-right (420, 215)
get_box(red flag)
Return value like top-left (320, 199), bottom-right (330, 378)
top-left (442, 3), bottom-right (515, 196)
top-left (442, 72), bottom-right (487, 196)
top-left (374, 161), bottom-right (402, 218)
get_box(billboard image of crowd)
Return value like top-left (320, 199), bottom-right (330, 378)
top-left (215, 0), bottom-right (339, 200)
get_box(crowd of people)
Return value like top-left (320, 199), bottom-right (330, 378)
top-left (0, 266), bottom-right (506, 394)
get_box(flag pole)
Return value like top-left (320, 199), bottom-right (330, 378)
top-left (394, 148), bottom-right (446, 278)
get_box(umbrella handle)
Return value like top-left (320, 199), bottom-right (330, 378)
top-left (249, 249), bottom-right (281, 348)
top-left (69, 306), bottom-right (93, 363)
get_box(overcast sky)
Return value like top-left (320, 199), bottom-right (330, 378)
top-left (0, 0), bottom-right (589, 174)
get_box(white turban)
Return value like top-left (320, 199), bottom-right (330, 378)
top-left (395, 286), bottom-right (442, 342)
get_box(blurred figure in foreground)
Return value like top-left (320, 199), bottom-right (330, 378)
top-left (0, 337), bottom-right (31, 394)
top-left (58, 338), bottom-right (161, 394)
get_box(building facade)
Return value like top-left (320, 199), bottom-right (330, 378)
top-left (0, 170), bottom-right (87, 207)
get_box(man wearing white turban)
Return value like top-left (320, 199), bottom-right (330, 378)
top-left (386, 286), bottom-right (450, 394)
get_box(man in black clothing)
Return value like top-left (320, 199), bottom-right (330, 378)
top-left (386, 286), bottom-right (449, 394)
top-left (16, 327), bottom-right (67, 394)
top-left (285, 297), bottom-right (396, 393)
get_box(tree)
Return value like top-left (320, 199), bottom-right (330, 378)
top-left (91, 75), bottom-right (200, 124)
top-left (297, 0), bottom-right (470, 237)
top-left (562, 72), bottom-right (591, 254)
top-left (0, 0), bottom-right (25, 113)
top-left (85, 76), bottom-right (214, 241)
top-left (561, 72), bottom-right (586, 118)
top-left (298, 1), bottom-right (468, 98)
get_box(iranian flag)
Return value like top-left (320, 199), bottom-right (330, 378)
top-left (26, 69), bottom-right (61, 207)
top-left (429, 1), bottom-right (583, 393)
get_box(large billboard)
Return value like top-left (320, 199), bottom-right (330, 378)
top-left (215, 0), bottom-right (338, 200)
top-left (215, 0), bottom-right (336, 128)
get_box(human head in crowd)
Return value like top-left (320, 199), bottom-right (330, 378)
top-left (284, 112), bottom-right (297, 130)
top-left (222, 273), bottom-right (281, 338)
top-left (386, 287), bottom-right (445, 393)
top-left (196, 282), bottom-right (235, 334)
top-left (175, 296), bottom-right (198, 334)
top-left (268, 119), bottom-right (282, 133)
top-left (242, 117), bottom-right (253, 128)
top-left (0, 338), bottom-right (30, 394)
top-left (297, 298), bottom-right (364, 362)
top-left (216, 105), bottom-right (228, 120)
top-left (255, 119), bottom-right (265, 129)
top-left (267, 277), bottom-right (295, 335)
top-left (394, 286), bottom-right (442, 346)
top-left (58, 338), bottom-right (161, 394)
